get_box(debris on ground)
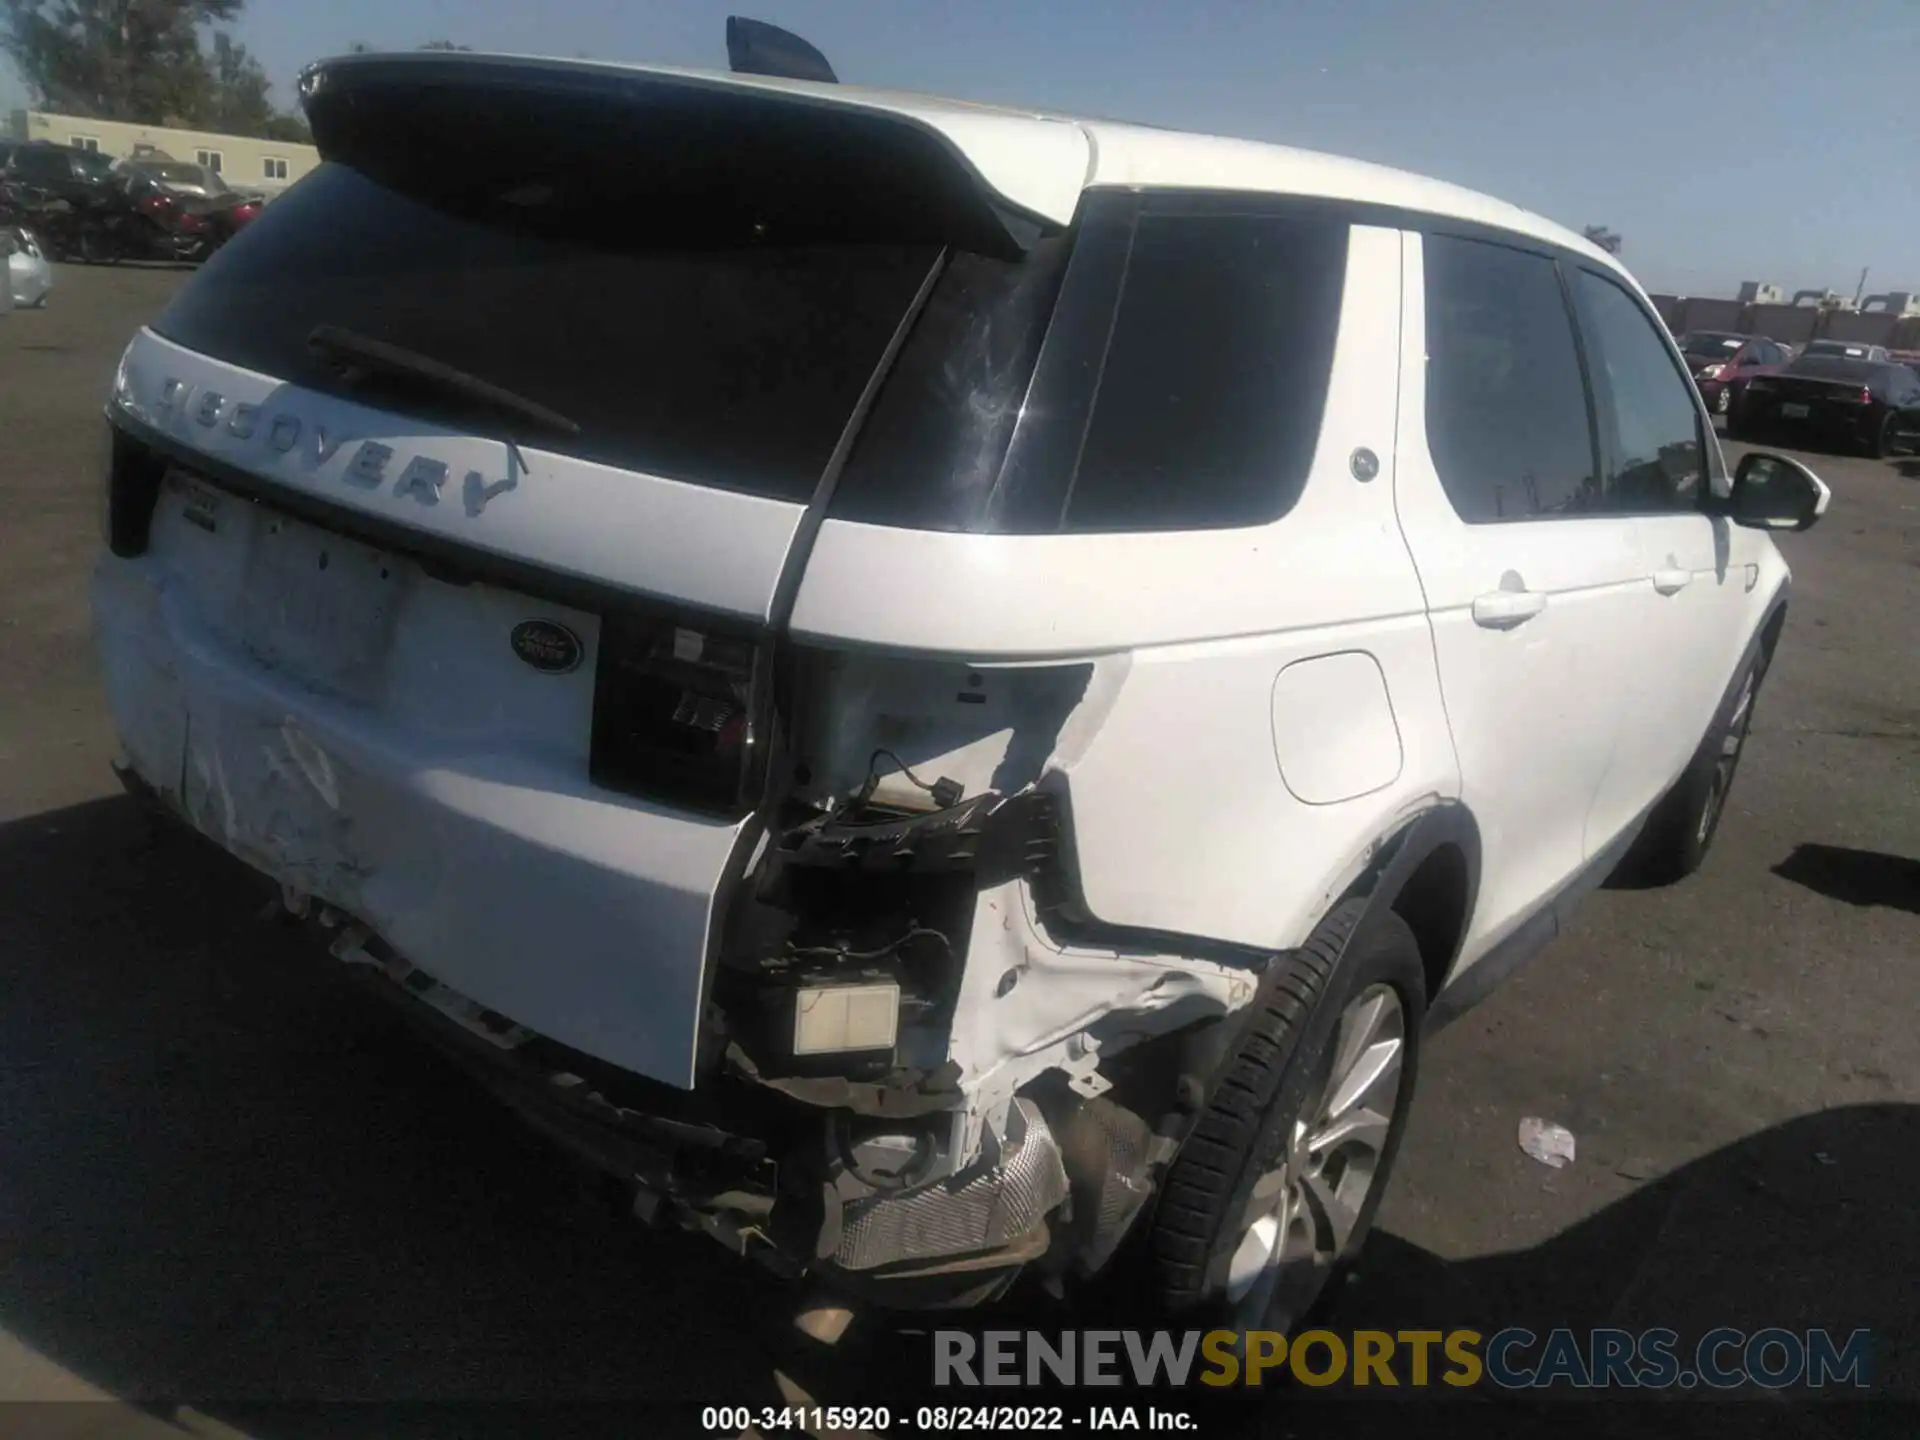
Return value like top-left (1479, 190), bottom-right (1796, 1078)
top-left (1518, 1116), bottom-right (1577, 1169)
top-left (1615, 1157), bottom-right (1658, 1181)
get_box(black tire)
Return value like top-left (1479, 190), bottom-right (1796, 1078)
top-left (1150, 899), bottom-right (1424, 1324)
top-left (76, 227), bottom-right (115, 265)
top-left (1617, 644), bottom-right (1769, 886)
top-left (1864, 413), bottom-right (1895, 460)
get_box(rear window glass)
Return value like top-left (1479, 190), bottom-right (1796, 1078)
top-left (10, 147), bottom-right (70, 182)
top-left (152, 163), bottom-right (943, 504)
top-left (1678, 332), bottom-right (1745, 357)
top-left (834, 198), bottom-right (1349, 534)
top-left (1786, 356), bottom-right (1880, 382)
top-left (1062, 212), bottom-right (1347, 532)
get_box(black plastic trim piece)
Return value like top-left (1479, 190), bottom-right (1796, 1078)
top-left (766, 250), bottom-right (948, 638)
top-left (746, 250), bottom-right (946, 811)
top-left (1426, 798), bottom-right (1646, 1032)
top-left (1552, 258), bottom-right (1610, 515)
top-left (1198, 800), bottom-right (1483, 1060)
top-left (1354, 800), bottom-right (1484, 968)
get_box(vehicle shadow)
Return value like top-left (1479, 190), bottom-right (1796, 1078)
top-left (0, 795), bottom-right (805, 1426)
top-left (826, 1105), bottom-right (1920, 1437)
top-left (0, 796), bottom-right (1914, 1438)
top-left (1771, 843), bottom-right (1920, 916)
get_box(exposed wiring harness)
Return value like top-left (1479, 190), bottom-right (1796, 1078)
top-left (783, 925), bottom-right (952, 965)
top-left (848, 748), bottom-right (965, 812)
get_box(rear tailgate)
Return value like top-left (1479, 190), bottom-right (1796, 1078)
top-left (96, 58), bottom-right (1088, 1087)
top-left (97, 451), bottom-right (754, 1087)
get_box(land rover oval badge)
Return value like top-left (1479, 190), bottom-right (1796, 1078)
top-left (510, 620), bottom-right (583, 674)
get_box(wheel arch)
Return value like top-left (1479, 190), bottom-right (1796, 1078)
top-left (1758, 590), bottom-right (1789, 661)
top-left (1339, 800), bottom-right (1483, 1005)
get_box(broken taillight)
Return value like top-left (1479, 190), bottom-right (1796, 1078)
top-left (101, 425), bottom-right (168, 557)
top-left (589, 613), bottom-right (763, 816)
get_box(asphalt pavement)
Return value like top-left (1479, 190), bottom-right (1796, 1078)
top-left (1, 265), bottom-right (1915, 1438)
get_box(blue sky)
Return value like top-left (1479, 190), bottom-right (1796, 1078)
top-left (6, 0), bottom-right (1915, 297)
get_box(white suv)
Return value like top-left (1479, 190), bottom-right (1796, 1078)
top-left (91, 48), bottom-right (1829, 1330)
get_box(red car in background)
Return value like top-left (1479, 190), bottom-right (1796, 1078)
top-left (1674, 331), bottom-right (1794, 416)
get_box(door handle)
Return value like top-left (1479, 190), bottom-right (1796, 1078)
top-left (1651, 566), bottom-right (1692, 595)
top-left (1471, 587), bottom-right (1548, 629)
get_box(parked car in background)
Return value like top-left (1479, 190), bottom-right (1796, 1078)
top-left (2, 140), bottom-right (119, 204)
top-left (118, 172), bottom-right (261, 256)
top-left (1798, 339), bottom-right (1890, 363)
top-left (1674, 330), bottom-right (1750, 373)
top-left (4, 225), bottom-right (52, 307)
top-left (1734, 354), bottom-right (1920, 456)
top-left (92, 42), bottom-right (1832, 1330)
top-left (1692, 336), bottom-right (1791, 416)
top-left (116, 159), bottom-right (266, 206)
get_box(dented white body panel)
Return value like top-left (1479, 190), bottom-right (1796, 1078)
top-left (94, 490), bottom-right (749, 1087)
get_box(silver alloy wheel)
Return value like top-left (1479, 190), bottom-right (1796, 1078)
top-left (1225, 983), bottom-right (1405, 1330)
top-left (1715, 386), bottom-right (1731, 414)
top-left (1698, 668), bottom-right (1757, 845)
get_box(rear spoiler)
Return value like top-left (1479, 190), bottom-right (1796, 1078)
top-left (299, 54), bottom-right (1072, 254)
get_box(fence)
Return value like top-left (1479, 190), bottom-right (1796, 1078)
top-left (1648, 294), bottom-right (1920, 352)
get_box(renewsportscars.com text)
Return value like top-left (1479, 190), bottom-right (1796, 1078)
top-left (933, 1327), bottom-right (1873, 1391)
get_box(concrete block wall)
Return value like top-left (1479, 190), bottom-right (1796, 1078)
top-left (1649, 295), bottom-right (1920, 352)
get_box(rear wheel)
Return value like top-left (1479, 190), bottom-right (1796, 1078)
top-left (1865, 412), bottom-right (1896, 459)
top-left (1150, 900), bottom-right (1423, 1328)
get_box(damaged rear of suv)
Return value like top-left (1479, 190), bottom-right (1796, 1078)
top-left (96, 54), bottom-right (1287, 1315)
top-left (93, 45), bottom-right (1815, 1329)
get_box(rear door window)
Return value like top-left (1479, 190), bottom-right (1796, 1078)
top-left (1422, 234), bottom-right (1600, 521)
top-left (1570, 270), bottom-right (1706, 513)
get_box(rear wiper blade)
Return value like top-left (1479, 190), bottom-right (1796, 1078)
top-left (306, 324), bottom-right (582, 438)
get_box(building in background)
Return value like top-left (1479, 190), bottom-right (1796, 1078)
top-left (5, 109), bottom-right (318, 196)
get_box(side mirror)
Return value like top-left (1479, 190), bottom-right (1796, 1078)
top-left (1730, 452), bottom-right (1830, 532)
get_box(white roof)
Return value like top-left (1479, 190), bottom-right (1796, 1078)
top-left (468, 55), bottom-right (1624, 277)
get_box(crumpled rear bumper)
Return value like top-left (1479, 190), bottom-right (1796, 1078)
top-left (91, 552), bottom-right (748, 1089)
